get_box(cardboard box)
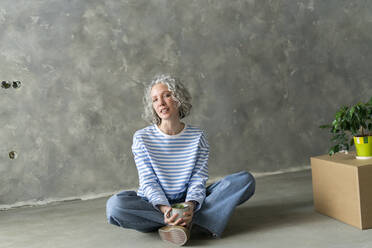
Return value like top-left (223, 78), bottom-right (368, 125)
top-left (311, 152), bottom-right (372, 229)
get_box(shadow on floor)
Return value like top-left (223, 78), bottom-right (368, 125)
top-left (186, 199), bottom-right (320, 246)
top-left (222, 199), bottom-right (318, 237)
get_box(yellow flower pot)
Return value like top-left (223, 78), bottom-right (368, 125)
top-left (354, 136), bottom-right (372, 159)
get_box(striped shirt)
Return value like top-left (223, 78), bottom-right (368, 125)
top-left (132, 124), bottom-right (209, 211)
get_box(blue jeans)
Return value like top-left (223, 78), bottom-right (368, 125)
top-left (106, 171), bottom-right (255, 237)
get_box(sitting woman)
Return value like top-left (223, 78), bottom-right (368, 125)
top-left (106, 74), bottom-right (255, 246)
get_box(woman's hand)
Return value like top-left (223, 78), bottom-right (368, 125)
top-left (158, 202), bottom-right (195, 227)
top-left (179, 201), bottom-right (195, 227)
top-left (158, 205), bottom-right (184, 226)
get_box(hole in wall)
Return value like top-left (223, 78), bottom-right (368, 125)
top-left (13, 81), bottom-right (21, 89)
top-left (9, 151), bottom-right (18, 159)
top-left (1, 81), bottom-right (11, 89)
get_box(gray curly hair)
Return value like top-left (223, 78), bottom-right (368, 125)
top-left (142, 74), bottom-right (192, 125)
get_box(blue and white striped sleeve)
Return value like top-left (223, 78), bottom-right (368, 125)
top-left (132, 133), bottom-right (170, 210)
top-left (185, 131), bottom-right (209, 212)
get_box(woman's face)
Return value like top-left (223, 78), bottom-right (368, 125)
top-left (151, 83), bottom-right (179, 122)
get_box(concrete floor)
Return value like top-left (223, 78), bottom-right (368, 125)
top-left (1, 170), bottom-right (371, 248)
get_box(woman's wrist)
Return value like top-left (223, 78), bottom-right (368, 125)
top-left (158, 204), bottom-right (171, 214)
top-left (185, 201), bottom-right (197, 211)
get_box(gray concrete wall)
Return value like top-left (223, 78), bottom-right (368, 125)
top-left (1, 0), bottom-right (372, 206)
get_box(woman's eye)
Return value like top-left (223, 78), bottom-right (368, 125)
top-left (165, 93), bottom-right (171, 97)
top-left (152, 99), bottom-right (158, 102)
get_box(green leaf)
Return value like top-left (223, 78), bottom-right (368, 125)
top-left (350, 106), bottom-right (355, 117)
top-left (329, 148), bottom-right (335, 156)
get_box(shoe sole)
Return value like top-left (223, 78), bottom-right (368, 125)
top-left (159, 227), bottom-right (188, 246)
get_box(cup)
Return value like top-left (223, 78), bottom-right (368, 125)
top-left (170, 203), bottom-right (190, 222)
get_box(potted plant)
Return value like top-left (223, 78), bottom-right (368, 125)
top-left (320, 97), bottom-right (372, 159)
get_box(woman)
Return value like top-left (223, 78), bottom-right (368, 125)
top-left (106, 75), bottom-right (255, 246)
